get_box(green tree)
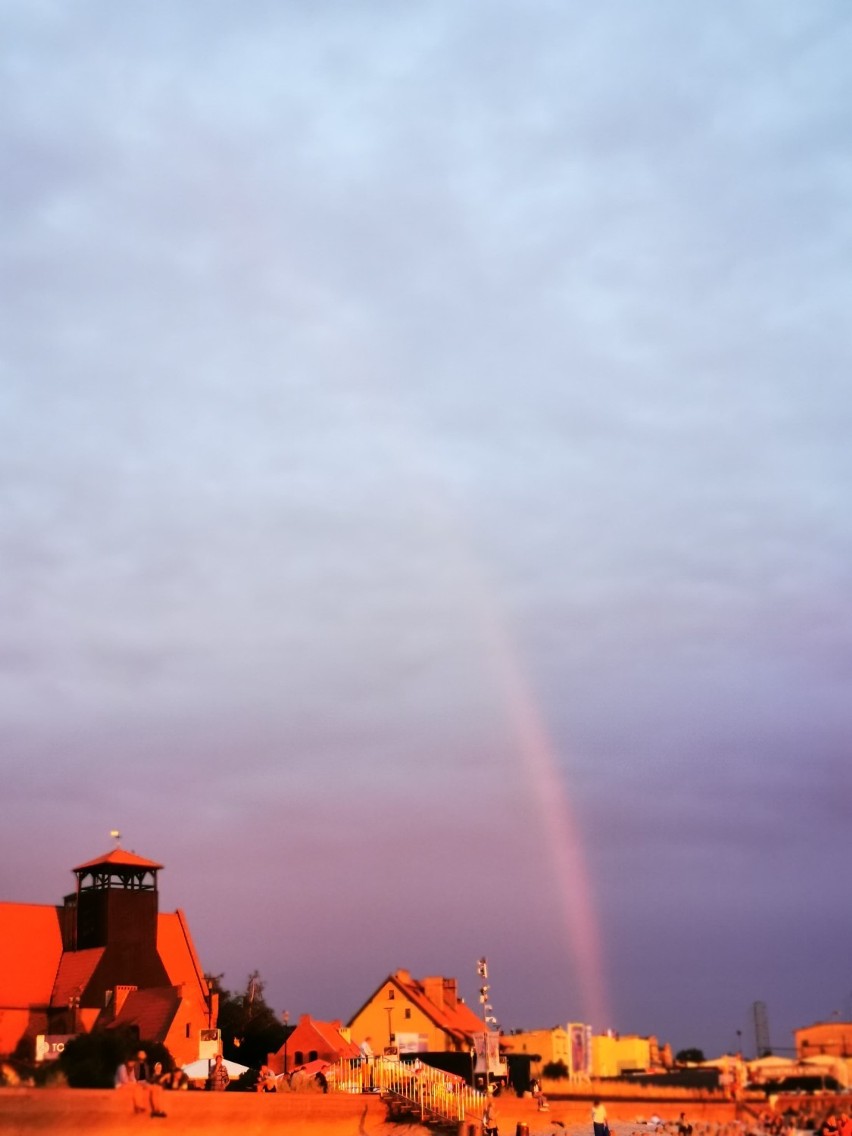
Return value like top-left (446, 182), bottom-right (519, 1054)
top-left (208, 971), bottom-right (287, 1070)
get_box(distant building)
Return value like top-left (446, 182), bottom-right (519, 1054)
top-left (269, 1013), bottom-right (361, 1075)
top-left (0, 846), bottom-right (215, 1067)
top-left (500, 1025), bottom-right (568, 1078)
top-left (501, 1022), bottom-right (593, 1081)
top-left (796, 1021), bottom-right (852, 1059)
top-left (794, 1022), bottom-right (852, 1087)
top-left (348, 969), bottom-right (485, 1055)
top-left (592, 1032), bottom-right (671, 1077)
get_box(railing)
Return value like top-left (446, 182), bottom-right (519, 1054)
top-left (329, 1056), bottom-right (487, 1125)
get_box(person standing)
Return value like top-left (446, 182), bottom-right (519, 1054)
top-left (209, 1052), bottom-right (230, 1091)
top-left (482, 1087), bottom-right (499, 1136)
top-left (592, 1098), bottom-right (609, 1136)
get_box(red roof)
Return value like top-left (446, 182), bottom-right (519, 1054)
top-left (0, 903), bottom-right (63, 1008)
top-left (50, 947), bottom-right (105, 1008)
top-left (157, 910), bottom-right (210, 1003)
top-left (275, 1015), bottom-right (361, 1063)
top-left (73, 848), bottom-right (164, 872)
top-left (107, 986), bottom-right (180, 1041)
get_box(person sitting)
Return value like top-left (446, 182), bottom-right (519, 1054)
top-left (134, 1050), bottom-right (167, 1118)
top-left (257, 1065), bottom-right (277, 1093)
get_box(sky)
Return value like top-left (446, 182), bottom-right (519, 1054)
top-left (2, 1), bottom-right (852, 1061)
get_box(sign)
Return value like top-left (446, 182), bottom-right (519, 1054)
top-left (383, 1046), bottom-right (400, 1060)
top-left (35, 1035), bottom-right (74, 1063)
top-left (199, 1028), bottom-right (221, 1059)
top-left (473, 1033), bottom-right (506, 1078)
top-left (395, 1032), bottom-right (428, 1054)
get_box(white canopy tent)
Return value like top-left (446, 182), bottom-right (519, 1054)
top-left (181, 1058), bottom-right (249, 1081)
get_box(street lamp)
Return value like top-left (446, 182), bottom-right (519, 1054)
top-left (385, 1006), bottom-right (395, 1046)
top-left (282, 1011), bottom-right (290, 1075)
top-left (68, 992), bottom-right (80, 1034)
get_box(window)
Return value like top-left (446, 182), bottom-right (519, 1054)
top-left (388, 988), bottom-right (395, 1000)
top-left (404, 1009), bottom-right (411, 1020)
top-left (294, 1051), bottom-right (304, 1066)
top-left (309, 1050), bottom-right (318, 1062)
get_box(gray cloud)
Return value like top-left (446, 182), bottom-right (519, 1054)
top-left (3, 0), bottom-right (852, 1056)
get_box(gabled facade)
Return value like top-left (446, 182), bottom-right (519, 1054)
top-left (348, 969), bottom-right (485, 1055)
top-left (268, 1013), bottom-right (361, 1075)
top-left (0, 847), bottom-right (215, 1067)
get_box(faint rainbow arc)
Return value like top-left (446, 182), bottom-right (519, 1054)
top-left (471, 585), bottom-right (610, 1032)
top-left (341, 377), bottom-right (609, 1028)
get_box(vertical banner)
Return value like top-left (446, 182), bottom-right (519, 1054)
top-left (568, 1023), bottom-right (591, 1077)
top-left (473, 1033), bottom-right (504, 1077)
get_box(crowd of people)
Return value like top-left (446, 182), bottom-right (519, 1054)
top-left (113, 1050), bottom-right (171, 1118)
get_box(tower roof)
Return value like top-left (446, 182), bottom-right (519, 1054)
top-left (73, 848), bottom-right (164, 873)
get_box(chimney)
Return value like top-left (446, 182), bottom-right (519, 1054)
top-left (442, 977), bottom-right (458, 1007)
top-left (422, 976), bottom-right (445, 1008)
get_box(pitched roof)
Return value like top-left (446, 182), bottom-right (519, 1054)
top-left (395, 974), bottom-right (483, 1042)
top-left (0, 903), bottom-right (63, 1008)
top-left (348, 970), bottom-right (484, 1045)
top-left (308, 1019), bottom-right (361, 1059)
top-left (280, 1016), bottom-right (361, 1060)
top-left (157, 910), bottom-right (209, 1002)
top-left (50, 947), bottom-right (105, 1008)
top-left (107, 986), bottom-right (180, 1041)
top-left (73, 847), bottom-right (164, 872)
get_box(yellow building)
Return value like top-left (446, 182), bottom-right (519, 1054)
top-left (592, 1033), bottom-right (659, 1078)
top-left (500, 1027), bottom-right (569, 1077)
top-left (348, 969), bottom-right (485, 1055)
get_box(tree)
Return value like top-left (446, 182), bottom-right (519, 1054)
top-left (542, 1060), bottom-right (569, 1080)
top-left (675, 1048), bottom-right (706, 1065)
top-left (58, 1029), bottom-right (172, 1088)
top-left (207, 971), bottom-right (287, 1069)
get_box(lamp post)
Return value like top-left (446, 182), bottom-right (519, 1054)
top-left (477, 957), bottom-right (489, 1090)
top-left (68, 992), bottom-right (80, 1034)
top-left (385, 1006), bottom-right (394, 1047)
top-left (282, 1011), bottom-right (290, 1075)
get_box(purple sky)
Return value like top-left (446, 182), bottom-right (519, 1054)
top-left (3, 2), bottom-right (852, 1060)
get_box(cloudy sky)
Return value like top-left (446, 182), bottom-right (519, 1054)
top-left (3, 1), bottom-right (852, 1059)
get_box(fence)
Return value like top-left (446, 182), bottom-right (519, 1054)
top-left (329, 1055), bottom-right (487, 1125)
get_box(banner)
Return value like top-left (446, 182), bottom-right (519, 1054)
top-left (568, 1023), bottom-right (591, 1077)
